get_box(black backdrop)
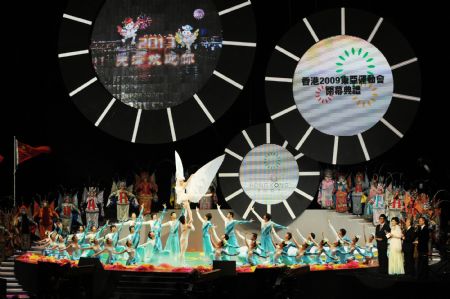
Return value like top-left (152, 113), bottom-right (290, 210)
top-left (1, 0), bottom-right (448, 209)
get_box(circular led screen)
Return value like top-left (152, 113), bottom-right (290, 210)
top-left (239, 144), bottom-right (299, 205)
top-left (293, 35), bottom-right (393, 136)
top-left (58, 0), bottom-right (256, 144)
top-left (265, 8), bottom-right (421, 164)
top-left (218, 123), bottom-right (320, 225)
top-left (91, 0), bottom-right (223, 110)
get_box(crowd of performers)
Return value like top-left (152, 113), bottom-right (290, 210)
top-left (4, 167), bottom-right (444, 273)
top-left (29, 194), bottom-right (379, 268)
top-left (317, 170), bottom-right (441, 236)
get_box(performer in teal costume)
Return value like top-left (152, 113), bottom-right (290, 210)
top-left (251, 208), bottom-right (287, 258)
top-left (162, 211), bottom-right (182, 259)
top-left (195, 207), bottom-right (214, 261)
top-left (217, 205), bottom-right (253, 254)
top-left (150, 204), bottom-right (167, 251)
top-left (136, 231), bottom-right (158, 263)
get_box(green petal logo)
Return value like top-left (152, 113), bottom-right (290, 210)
top-left (264, 151), bottom-right (281, 170)
top-left (336, 47), bottom-right (375, 75)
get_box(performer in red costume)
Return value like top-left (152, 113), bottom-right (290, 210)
top-left (135, 171), bottom-right (158, 215)
top-left (33, 197), bottom-right (59, 239)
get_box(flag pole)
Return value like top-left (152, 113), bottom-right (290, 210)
top-left (13, 136), bottom-right (16, 207)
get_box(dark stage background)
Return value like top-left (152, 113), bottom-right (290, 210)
top-left (1, 0), bottom-right (448, 209)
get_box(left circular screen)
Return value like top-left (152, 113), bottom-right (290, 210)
top-left (59, 0), bottom-right (256, 143)
top-left (91, 0), bottom-right (223, 110)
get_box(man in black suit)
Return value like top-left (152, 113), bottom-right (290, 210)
top-left (402, 218), bottom-right (417, 276)
top-left (416, 216), bottom-right (430, 279)
top-left (375, 214), bottom-right (390, 274)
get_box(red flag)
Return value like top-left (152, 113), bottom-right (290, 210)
top-left (15, 140), bottom-right (51, 166)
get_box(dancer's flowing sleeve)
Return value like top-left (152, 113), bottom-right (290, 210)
top-left (272, 227), bottom-right (283, 243)
top-left (96, 223), bottom-right (108, 239)
top-left (235, 219), bottom-right (252, 225)
top-left (296, 229), bottom-right (307, 243)
top-left (80, 228), bottom-right (89, 244)
top-left (161, 221), bottom-right (172, 228)
top-left (195, 208), bottom-right (205, 224)
top-left (159, 207), bottom-right (167, 223)
top-left (272, 222), bottom-right (287, 230)
top-left (118, 234), bottom-right (129, 244)
top-left (251, 209), bottom-right (264, 223)
top-left (112, 224), bottom-right (124, 248)
top-left (211, 226), bottom-right (220, 242)
top-left (328, 220), bottom-right (340, 242)
top-left (217, 205), bottom-right (227, 222)
top-left (185, 155), bottom-right (225, 203)
top-left (235, 230), bottom-right (245, 241)
top-left (137, 205), bottom-right (144, 221)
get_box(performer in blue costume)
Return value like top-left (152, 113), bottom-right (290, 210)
top-left (333, 240), bottom-right (349, 264)
top-left (102, 222), bottom-right (125, 248)
top-left (363, 230), bottom-right (377, 265)
top-left (347, 235), bottom-right (366, 262)
top-left (217, 205), bottom-right (253, 254)
top-left (55, 235), bottom-right (71, 260)
top-left (210, 226), bottom-right (240, 261)
top-left (210, 230), bottom-right (240, 261)
top-left (116, 239), bottom-right (138, 265)
top-left (195, 206), bottom-right (214, 261)
top-left (93, 238), bottom-right (122, 264)
top-left (80, 238), bottom-right (103, 258)
top-left (251, 207), bottom-right (287, 259)
top-left (42, 232), bottom-right (58, 257)
top-left (60, 235), bottom-right (82, 260)
top-left (162, 211), bottom-right (182, 260)
top-left (272, 229), bottom-right (298, 265)
top-left (75, 225), bottom-right (88, 245)
top-left (142, 203), bottom-right (167, 251)
top-left (84, 221), bottom-right (109, 246)
top-left (328, 220), bottom-right (352, 248)
top-left (235, 230), bottom-right (267, 266)
top-left (117, 205), bottom-right (144, 251)
top-left (136, 231), bottom-right (157, 263)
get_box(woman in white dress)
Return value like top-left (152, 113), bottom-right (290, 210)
top-left (387, 217), bottom-right (404, 274)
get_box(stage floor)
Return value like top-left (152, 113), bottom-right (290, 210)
top-left (16, 251), bottom-right (377, 273)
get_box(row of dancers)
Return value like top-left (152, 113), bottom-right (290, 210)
top-left (35, 203), bottom-right (378, 267)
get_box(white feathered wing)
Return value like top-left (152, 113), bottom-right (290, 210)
top-left (185, 155), bottom-right (225, 203)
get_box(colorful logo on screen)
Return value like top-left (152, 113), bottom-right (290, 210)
top-left (315, 85), bottom-right (334, 104)
top-left (352, 84), bottom-right (378, 107)
top-left (336, 47), bottom-right (375, 75)
top-left (264, 152), bottom-right (281, 170)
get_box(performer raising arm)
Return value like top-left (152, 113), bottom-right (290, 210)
top-left (251, 207), bottom-right (287, 259)
top-left (217, 204), bottom-right (253, 254)
top-left (195, 206), bottom-right (214, 261)
top-left (141, 203), bottom-right (167, 251)
top-left (162, 211), bottom-right (182, 260)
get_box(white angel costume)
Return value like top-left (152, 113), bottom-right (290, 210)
top-left (174, 151), bottom-right (225, 221)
